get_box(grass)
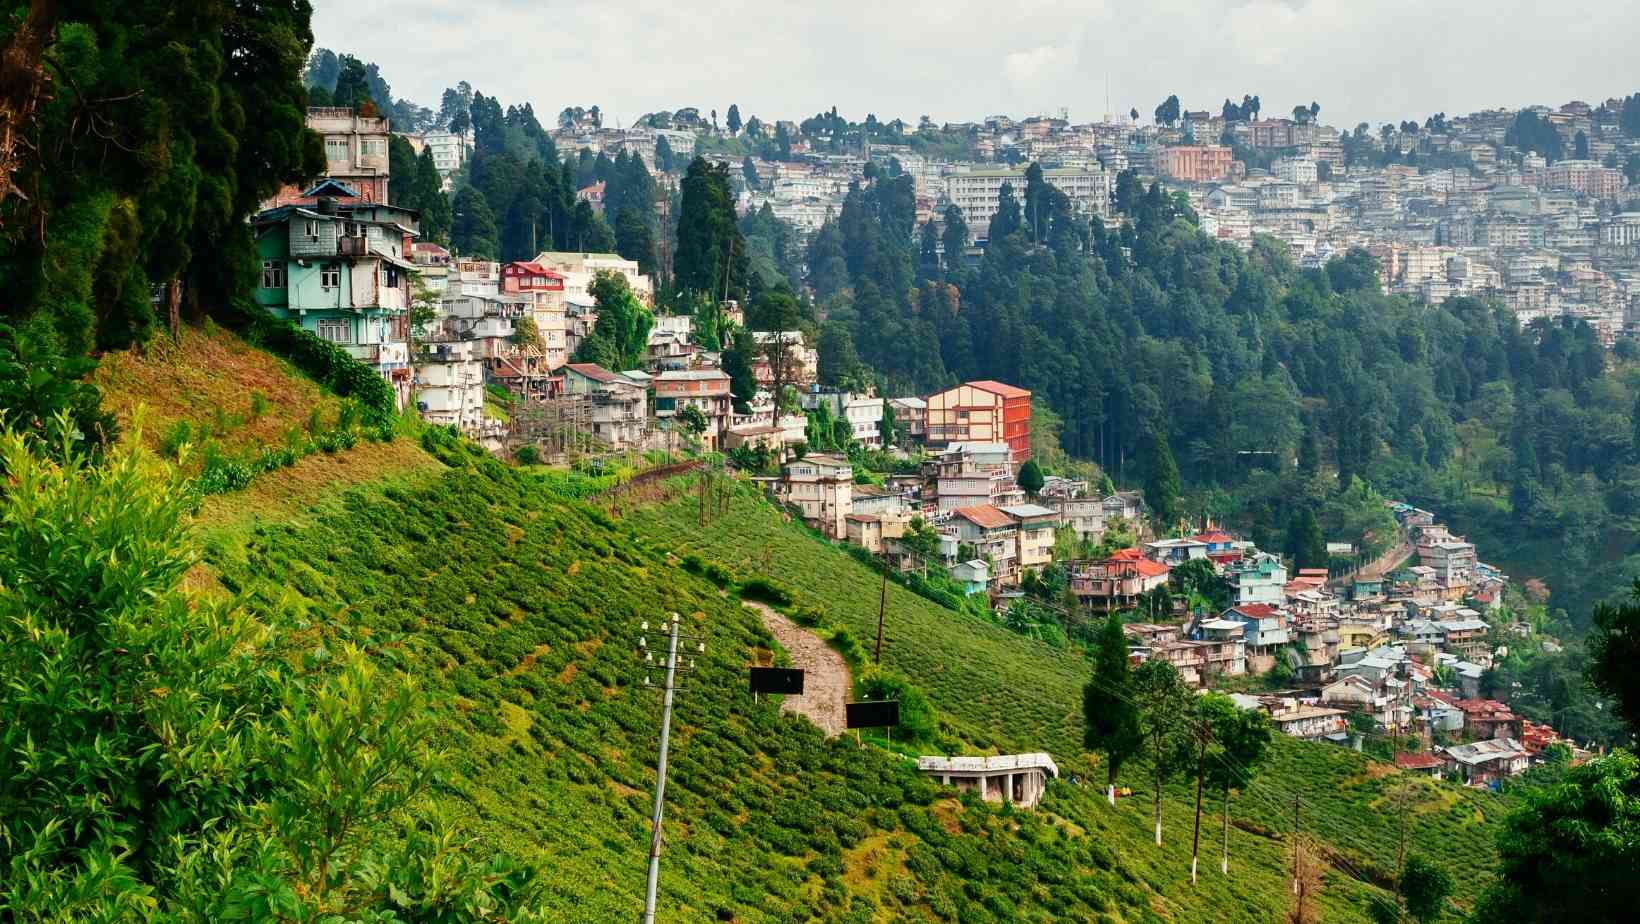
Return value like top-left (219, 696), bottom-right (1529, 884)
top-left (625, 480), bottom-right (1513, 922)
top-left (95, 321), bottom-right (346, 464)
top-left (199, 447), bottom-right (1200, 923)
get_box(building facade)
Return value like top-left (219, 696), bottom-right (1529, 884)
top-left (924, 380), bottom-right (1032, 460)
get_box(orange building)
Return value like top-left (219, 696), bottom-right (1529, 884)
top-left (1159, 145), bottom-right (1233, 183)
top-left (924, 380), bottom-right (1032, 460)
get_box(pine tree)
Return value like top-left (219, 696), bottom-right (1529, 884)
top-left (451, 186), bottom-right (499, 259)
top-left (1083, 613), bottom-right (1143, 802)
top-left (1144, 429), bottom-right (1181, 529)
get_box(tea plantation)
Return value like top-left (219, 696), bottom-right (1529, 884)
top-left (626, 480), bottom-right (1515, 922)
top-left (199, 445), bottom-right (1185, 923)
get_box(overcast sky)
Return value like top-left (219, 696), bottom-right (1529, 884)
top-left (314, 0), bottom-right (1640, 131)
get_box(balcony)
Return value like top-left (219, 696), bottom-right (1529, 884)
top-left (338, 234), bottom-right (368, 256)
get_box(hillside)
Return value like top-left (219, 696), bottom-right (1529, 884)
top-left (78, 326), bottom-right (1511, 922)
top-left (627, 485), bottom-right (1515, 922)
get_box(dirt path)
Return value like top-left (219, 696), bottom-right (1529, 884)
top-left (746, 602), bottom-right (851, 737)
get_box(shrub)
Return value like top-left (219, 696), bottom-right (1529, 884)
top-left (858, 667), bottom-right (939, 744)
top-left (739, 577), bottom-right (795, 608)
top-left (229, 300), bottom-right (396, 426)
top-left (159, 420), bottom-right (193, 459)
top-left (515, 445), bottom-right (541, 466)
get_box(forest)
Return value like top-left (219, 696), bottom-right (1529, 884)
top-left (795, 160), bottom-right (1640, 627)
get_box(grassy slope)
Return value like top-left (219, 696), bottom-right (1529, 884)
top-left (198, 452), bottom-right (1191, 924)
top-left (108, 327), bottom-right (1504, 921)
top-left (626, 485), bottom-right (1515, 922)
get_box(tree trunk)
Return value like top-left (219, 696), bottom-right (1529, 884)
top-left (1153, 763), bottom-right (1163, 846)
top-left (0, 0), bottom-right (55, 212)
top-left (166, 277), bottom-right (181, 341)
top-left (1221, 790), bottom-right (1230, 875)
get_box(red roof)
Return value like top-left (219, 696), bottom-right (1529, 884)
top-left (954, 504), bottom-right (1014, 529)
top-left (1456, 698), bottom-right (1515, 717)
top-left (565, 363), bottom-right (623, 384)
top-left (1132, 559), bottom-right (1171, 578)
top-left (1194, 530), bottom-right (1234, 543)
top-left (1394, 752), bottom-right (1444, 771)
top-left (505, 261), bottom-right (565, 278)
top-left (1230, 604), bottom-right (1280, 619)
top-left (967, 380), bottom-right (1031, 399)
top-left (1108, 547), bottom-right (1145, 561)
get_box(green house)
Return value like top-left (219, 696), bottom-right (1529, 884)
top-left (252, 181), bottom-right (420, 407)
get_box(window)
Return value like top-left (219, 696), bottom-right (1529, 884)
top-left (360, 139), bottom-right (384, 157)
top-left (260, 260), bottom-right (285, 289)
top-left (320, 265), bottom-right (340, 288)
top-left (325, 138), bottom-right (350, 160)
top-left (304, 219), bottom-right (320, 239)
top-left (383, 266), bottom-right (400, 288)
top-left (317, 319), bottom-right (352, 344)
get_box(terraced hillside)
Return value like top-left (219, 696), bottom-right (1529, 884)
top-left (627, 481), bottom-right (1514, 922)
top-left (91, 324), bottom-right (1504, 920)
top-left (196, 442), bottom-right (1204, 923)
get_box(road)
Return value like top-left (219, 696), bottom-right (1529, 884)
top-left (746, 601), bottom-right (851, 737)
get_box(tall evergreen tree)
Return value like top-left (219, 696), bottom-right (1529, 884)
top-left (1144, 429), bottom-right (1182, 530)
top-left (451, 186), bottom-right (499, 259)
top-left (674, 158), bottom-right (748, 302)
top-left (1083, 612), bottom-right (1143, 803)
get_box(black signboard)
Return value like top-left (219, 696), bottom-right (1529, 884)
top-left (845, 700), bottom-right (900, 729)
top-left (749, 667), bottom-right (805, 694)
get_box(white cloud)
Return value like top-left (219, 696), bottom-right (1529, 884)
top-left (312, 0), bottom-right (1640, 129)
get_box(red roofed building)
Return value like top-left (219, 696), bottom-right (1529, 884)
top-left (1069, 554), bottom-right (1170, 610)
top-left (948, 504), bottom-right (1022, 586)
top-left (925, 380), bottom-right (1032, 461)
top-left (1455, 699), bottom-right (1523, 741)
top-left (501, 261), bottom-right (569, 370)
top-left (1393, 752), bottom-right (1444, 777)
top-left (1520, 720), bottom-right (1562, 754)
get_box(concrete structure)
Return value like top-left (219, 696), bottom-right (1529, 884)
top-left (1069, 551), bottom-right (1170, 609)
top-left (561, 363), bottom-right (649, 450)
top-left (780, 454), bottom-right (853, 538)
top-left (947, 504), bottom-right (1021, 586)
top-left (297, 108), bottom-right (390, 204)
top-left (800, 389), bottom-right (882, 448)
top-left (500, 261), bottom-right (569, 370)
top-left (419, 131), bottom-right (469, 178)
top-left (999, 503), bottom-right (1058, 574)
top-left (252, 190), bottom-right (418, 406)
top-left (414, 339), bottom-right (487, 435)
top-left (531, 251), bottom-right (655, 306)
top-left (654, 370), bottom-right (732, 451)
top-left (1160, 145), bottom-right (1234, 183)
top-left (1224, 553), bottom-right (1287, 606)
top-left (945, 167), bottom-right (1108, 234)
top-left (924, 380), bottom-right (1032, 460)
top-left (888, 397), bottom-right (927, 442)
top-left (917, 753), bottom-right (1058, 809)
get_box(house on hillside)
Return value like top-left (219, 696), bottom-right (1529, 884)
top-left (779, 454), bottom-right (853, 539)
top-left (1442, 738), bottom-right (1530, 785)
top-left (924, 380), bottom-right (1032, 460)
top-left (1393, 752), bottom-right (1445, 777)
top-left (1069, 552), bottom-right (1169, 609)
top-left (948, 505), bottom-right (1022, 587)
top-left (654, 370), bottom-right (733, 451)
top-left (561, 363), bottom-right (649, 451)
top-left (1224, 552), bottom-right (1287, 606)
top-left (252, 186), bottom-right (419, 407)
top-left (999, 504), bottom-right (1058, 574)
top-left (1222, 604), bottom-right (1291, 673)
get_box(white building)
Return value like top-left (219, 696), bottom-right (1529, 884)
top-left (415, 339), bottom-right (487, 434)
top-left (419, 131), bottom-right (470, 179)
top-left (944, 166), bottom-right (1109, 238)
top-left (1273, 157), bottom-right (1318, 185)
top-left (531, 251), bottom-right (655, 306)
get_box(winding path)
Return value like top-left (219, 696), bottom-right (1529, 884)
top-left (746, 602), bottom-right (851, 737)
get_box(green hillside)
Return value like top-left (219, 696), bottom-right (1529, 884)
top-left (626, 483), bottom-right (1515, 922)
top-left (200, 442), bottom-right (1184, 923)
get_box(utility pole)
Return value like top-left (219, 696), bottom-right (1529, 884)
top-left (1221, 786), bottom-right (1231, 876)
top-left (638, 613), bottom-right (704, 924)
top-left (874, 553), bottom-right (888, 662)
top-left (1291, 794), bottom-right (1302, 895)
top-left (1394, 782), bottom-right (1411, 915)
